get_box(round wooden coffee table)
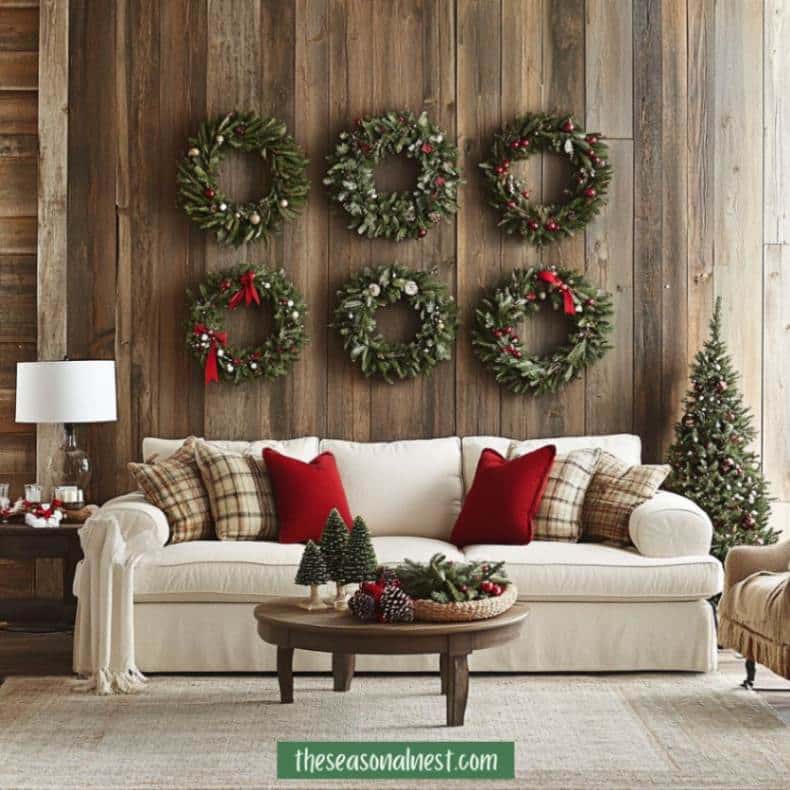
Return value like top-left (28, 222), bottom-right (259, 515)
top-left (254, 598), bottom-right (528, 726)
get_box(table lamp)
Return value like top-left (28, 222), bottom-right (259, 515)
top-left (15, 360), bottom-right (117, 496)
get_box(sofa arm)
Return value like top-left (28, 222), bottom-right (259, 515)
top-left (724, 540), bottom-right (790, 591)
top-left (98, 492), bottom-right (170, 548)
top-left (629, 491), bottom-right (713, 557)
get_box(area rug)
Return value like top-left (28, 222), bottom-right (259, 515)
top-left (0, 672), bottom-right (788, 789)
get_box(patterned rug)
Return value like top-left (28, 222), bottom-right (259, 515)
top-left (0, 672), bottom-right (788, 789)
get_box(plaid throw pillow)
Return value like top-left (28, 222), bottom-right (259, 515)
top-left (582, 451), bottom-right (670, 546)
top-left (194, 441), bottom-right (278, 541)
top-left (128, 437), bottom-right (213, 543)
top-left (509, 444), bottom-right (601, 542)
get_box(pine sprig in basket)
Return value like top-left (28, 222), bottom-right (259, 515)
top-left (395, 553), bottom-right (510, 604)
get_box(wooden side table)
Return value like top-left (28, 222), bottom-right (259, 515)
top-left (0, 524), bottom-right (83, 624)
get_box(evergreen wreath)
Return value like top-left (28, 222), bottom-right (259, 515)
top-left (323, 111), bottom-right (462, 241)
top-left (472, 266), bottom-right (613, 395)
top-left (332, 264), bottom-right (458, 382)
top-left (186, 262), bottom-right (307, 385)
top-left (177, 111), bottom-right (309, 247)
top-left (480, 112), bottom-right (612, 246)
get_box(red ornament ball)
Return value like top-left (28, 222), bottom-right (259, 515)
top-left (417, 228), bottom-right (428, 238)
top-left (519, 138), bottom-right (530, 148)
top-left (219, 279), bottom-right (231, 292)
top-left (434, 176), bottom-right (446, 187)
top-left (421, 143), bottom-right (434, 154)
top-left (234, 124), bottom-right (247, 136)
top-left (583, 187), bottom-right (598, 199)
top-left (495, 165), bottom-right (505, 175)
top-left (561, 119), bottom-right (575, 133)
top-left (506, 200), bottom-right (517, 209)
top-left (527, 219), bottom-right (540, 231)
top-left (203, 187), bottom-right (215, 199)
top-left (510, 140), bottom-right (521, 150)
top-left (585, 134), bottom-right (598, 145)
top-left (526, 291), bottom-right (537, 301)
top-left (521, 190), bottom-right (530, 199)
top-left (545, 218), bottom-right (559, 232)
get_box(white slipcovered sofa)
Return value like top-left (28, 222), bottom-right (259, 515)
top-left (73, 433), bottom-right (722, 674)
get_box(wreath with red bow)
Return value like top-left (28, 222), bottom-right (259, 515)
top-left (186, 263), bottom-right (308, 385)
top-left (480, 112), bottom-right (612, 246)
top-left (472, 266), bottom-right (613, 395)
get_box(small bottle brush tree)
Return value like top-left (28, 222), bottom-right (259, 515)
top-left (294, 540), bottom-right (329, 611)
top-left (342, 516), bottom-right (378, 585)
top-left (320, 508), bottom-right (350, 609)
top-left (665, 298), bottom-right (777, 563)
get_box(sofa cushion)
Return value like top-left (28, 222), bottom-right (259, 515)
top-left (320, 438), bottom-right (463, 539)
top-left (461, 542), bottom-right (723, 602)
top-left (264, 450), bottom-right (353, 543)
top-left (133, 536), bottom-right (465, 603)
top-left (451, 446), bottom-right (556, 547)
top-left (128, 438), bottom-right (214, 543)
top-left (629, 490), bottom-right (713, 557)
top-left (141, 436), bottom-right (320, 464)
top-left (462, 434), bottom-right (641, 492)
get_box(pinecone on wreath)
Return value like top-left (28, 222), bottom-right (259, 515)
top-left (379, 586), bottom-right (414, 624)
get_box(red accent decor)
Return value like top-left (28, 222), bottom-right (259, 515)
top-left (264, 450), bottom-right (353, 543)
top-left (228, 270), bottom-right (261, 310)
top-left (450, 445), bottom-right (556, 547)
top-left (538, 270), bottom-right (576, 315)
top-left (194, 323), bottom-right (227, 384)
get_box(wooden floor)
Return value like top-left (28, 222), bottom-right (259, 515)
top-left (0, 628), bottom-right (787, 723)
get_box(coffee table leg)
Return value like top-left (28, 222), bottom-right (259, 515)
top-left (332, 652), bottom-right (355, 691)
top-left (439, 653), bottom-right (448, 695)
top-left (446, 654), bottom-right (469, 726)
top-left (277, 646), bottom-right (294, 703)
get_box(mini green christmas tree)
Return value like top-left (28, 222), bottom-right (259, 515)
top-left (294, 540), bottom-right (329, 611)
top-left (342, 516), bottom-right (378, 584)
top-left (665, 298), bottom-right (777, 562)
top-left (320, 508), bottom-right (349, 608)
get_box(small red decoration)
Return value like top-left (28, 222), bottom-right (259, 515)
top-left (583, 187), bottom-right (597, 199)
top-left (228, 270), bottom-right (261, 310)
top-left (527, 219), bottom-right (540, 231)
top-left (544, 218), bottom-right (559, 232)
top-left (203, 187), bottom-right (215, 199)
top-left (417, 228), bottom-right (427, 238)
top-left (420, 143), bottom-right (434, 154)
top-left (585, 134), bottom-right (598, 145)
top-left (506, 200), bottom-right (517, 209)
top-left (561, 119), bottom-right (575, 132)
top-left (234, 124), bottom-right (247, 136)
top-left (434, 176), bottom-right (446, 187)
top-left (537, 269), bottom-right (576, 315)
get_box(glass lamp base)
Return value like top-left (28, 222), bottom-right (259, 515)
top-left (61, 424), bottom-right (92, 495)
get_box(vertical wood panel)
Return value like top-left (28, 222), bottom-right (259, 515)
top-left (293, 0), bottom-right (329, 438)
top-left (713, 0), bottom-right (763, 442)
top-left (499, 0), bottom-right (543, 440)
top-left (456, 0), bottom-right (501, 437)
top-left (36, 0), bottom-right (67, 490)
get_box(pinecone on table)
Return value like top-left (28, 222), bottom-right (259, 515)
top-left (348, 589), bottom-right (376, 622)
top-left (379, 586), bottom-right (414, 623)
top-left (376, 566), bottom-right (399, 588)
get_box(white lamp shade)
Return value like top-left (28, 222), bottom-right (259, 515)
top-left (15, 360), bottom-right (118, 424)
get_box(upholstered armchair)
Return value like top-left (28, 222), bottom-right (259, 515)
top-left (719, 540), bottom-right (790, 686)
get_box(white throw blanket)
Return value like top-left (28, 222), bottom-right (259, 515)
top-left (73, 512), bottom-right (156, 694)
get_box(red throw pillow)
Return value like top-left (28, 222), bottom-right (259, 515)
top-left (451, 445), bottom-right (556, 547)
top-left (263, 449), bottom-right (353, 543)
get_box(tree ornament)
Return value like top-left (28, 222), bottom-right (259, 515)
top-left (665, 297), bottom-right (777, 562)
top-left (472, 267), bottom-right (613, 396)
top-left (341, 516), bottom-right (378, 585)
top-left (295, 540), bottom-right (329, 610)
top-left (332, 264), bottom-right (458, 383)
top-left (320, 508), bottom-right (350, 609)
top-left (177, 111), bottom-right (309, 247)
top-left (324, 110), bottom-right (462, 241)
top-left (186, 263), bottom-right (308, 386)
top-left (480, 112), bottom-right (612, 245)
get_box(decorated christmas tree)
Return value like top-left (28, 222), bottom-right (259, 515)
top-left (342, 516), bottom-right (378, 584)
top-left (665, 298), bottom-right (777, 562)
top-left (320, 508), bottom-right (349, 608)
top-left (294, 540), bottom-right (329, 611)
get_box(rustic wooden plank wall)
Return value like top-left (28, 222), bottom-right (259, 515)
top-left (14, 0), bottom-right (788, 559)
top-left (0, 0), bottom-right (38, 600)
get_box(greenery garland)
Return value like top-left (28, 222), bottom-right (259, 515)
top-left (186, 262), bottom-right (307, 385)
top-left (332, 264), bottom-right (458, 382)
top-left (323, 111), bottom-right (462, 241)
top-left (472, 266), bottom-right (613, 395)
top-left (177, 111), bottom-right (309, 247)
top-left (480, 112), bottom-right (612, 246)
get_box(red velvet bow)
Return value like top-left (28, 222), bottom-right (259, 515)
top-left (228, 270), bottom-right (261, 310)
top-left (538, 270), bottom-right (576, 315)
top-left (194, 324), bottom-right (228, 384)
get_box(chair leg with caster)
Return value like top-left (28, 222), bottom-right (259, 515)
top-left (741, 658), bottom-right (756, 690)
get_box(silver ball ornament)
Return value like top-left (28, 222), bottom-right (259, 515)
top-left (279, 199), bottom-right (289, 208)
top-left (188, 147), bottom-right (200, 158)
top-left (215, 134), bottom-right (224, 144)
top-left (249, 213), bottom-right (261, 225)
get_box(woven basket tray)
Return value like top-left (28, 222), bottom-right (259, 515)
top-left (411, 584), bottom-right (518, 623)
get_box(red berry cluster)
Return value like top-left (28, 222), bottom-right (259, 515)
top-left (480, 580), bottom-right (505, 597)
top-left (492, 325), bottom-right (522, 359)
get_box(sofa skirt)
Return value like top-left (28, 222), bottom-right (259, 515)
top-left (131, 598), bottom-right (718, 673)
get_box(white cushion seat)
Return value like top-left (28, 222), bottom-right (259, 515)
top-left (461, 542), bottom-right (723, 602)
top-left (133, 536), bottom-right (465, 603)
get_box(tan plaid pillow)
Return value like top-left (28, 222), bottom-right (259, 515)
top-left (128, 437), bottom-right (213, 543)
top-left (194, 441), bottom-right (278, 541)
top-left (582, 451), bottom-right (669, 545)
top-left (509, 444), bottom-right (601, 541)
